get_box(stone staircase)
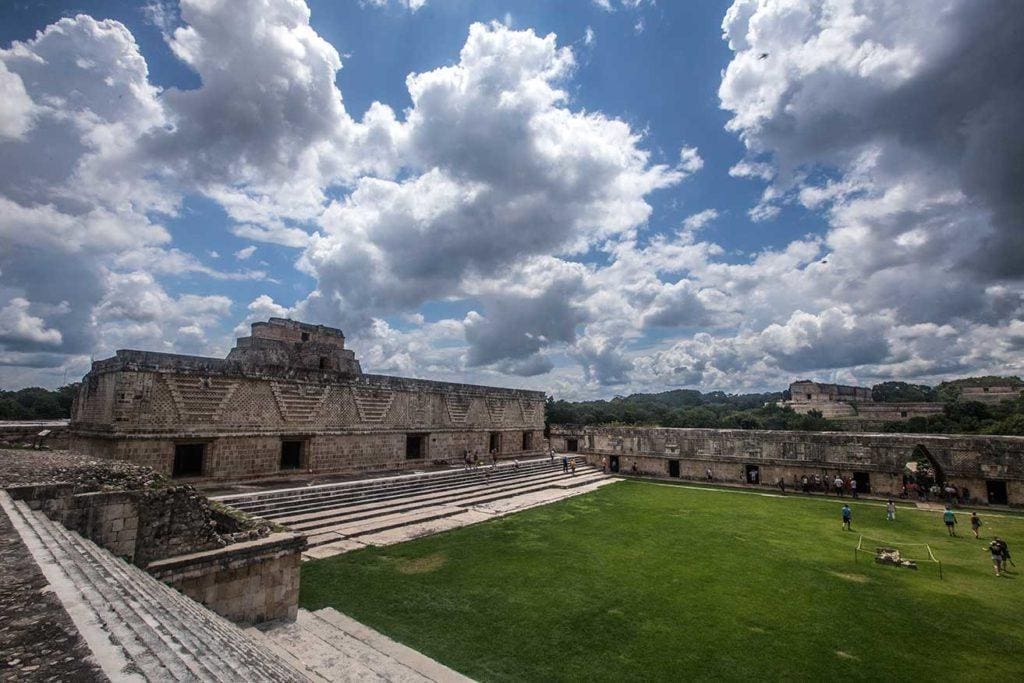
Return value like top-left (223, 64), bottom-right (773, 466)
top-left (216, 457), bottom-right (611, 559)
top-left (0, 491), bottom-right (307, 682)
top-left (247, 607), bottom-right (472, 682)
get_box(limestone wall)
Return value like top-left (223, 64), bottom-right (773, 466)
top-left (550, 425), bottom-right (1024, 505)
top-left (147, 532), bottom-right (304, 625)
top-left (71, 358), bottom-right (546, 479)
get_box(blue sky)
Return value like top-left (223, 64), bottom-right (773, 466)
top-left (1, 0), bottom-right (1021, 397)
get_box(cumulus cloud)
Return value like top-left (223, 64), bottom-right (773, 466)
top-left (681, 209), bottom-right (719, 233)
top-left (297, 21), bottom-right (683, 334)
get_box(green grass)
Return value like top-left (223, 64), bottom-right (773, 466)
top-left (300, 481), bottom-right (1024, 681)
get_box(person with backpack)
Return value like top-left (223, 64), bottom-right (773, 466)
top-left (842, 504), bottom-right (852, 531)
top-left (990, 538), bottom-right (1005, 576)
top-left (970, 512), bottom-right (982, 539)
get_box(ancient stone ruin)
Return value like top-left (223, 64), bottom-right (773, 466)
top-left (69, 317), bottom-right (546, 482)
top-left (874, 547), bottom-right (917, 570)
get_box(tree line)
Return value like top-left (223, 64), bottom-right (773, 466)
top-left (546, 378), bottom-right (1024, 436)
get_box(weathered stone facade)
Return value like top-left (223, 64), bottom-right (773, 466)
top-left (70, 319), bottom-right (546, 481)
top-left (784, 380), bottom-right (945, 425)
top-left (550, 425), bottom-right (1024, 505)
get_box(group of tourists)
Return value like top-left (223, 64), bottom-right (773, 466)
top-left (841, 501), bottom-right (1014, 577)
top-left (561, 455), bottom-right (577, 476)
top-left (899, 479), bottom-right (970, 505)
top-left (795, 473), bottom-right (861, 497)
top-left (462, 448), bottom-right (501, 471)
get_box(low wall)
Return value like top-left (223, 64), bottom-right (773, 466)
top-left (147, 532), bottom-right (304, 625)
top-left (550, 425), bottom-right (1024, 505)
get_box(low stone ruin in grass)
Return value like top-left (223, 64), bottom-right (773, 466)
top-left (875, 547), bottom-right (917, 570)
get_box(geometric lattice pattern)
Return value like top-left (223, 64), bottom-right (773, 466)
top-left (519, 399), bottom-right (541, 424)
top-left (164, 376), bottom-right (239, 423)
top-left (270, 381), bottom-right (329, 422)
top-left (446, 395), bottom-right (472, 424)
top-left (352, 388), bottom-right (395, 423)
top-left (486, 397), bottom-right (507, 424)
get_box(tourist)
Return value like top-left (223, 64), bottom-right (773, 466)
top-left (842, 504), bottom-right (852, 531)
top-left (570, 458), bottom-right (577, 476)
top-left (943, 506), bottom-right (957, 537)
top-left (886, 498), bottom-right (896, 522)
top-left (749, 469), bottom-right (758, 485)
top-left (706, 467), bottom-right (713, 482)
top-left (631, 461), bottom-right (638, 475)
top-left (513, 458), bottom-right (520, 471)
top-left (970, 512), bottom-right (982, 538)
top-left (549, 447), bottom-right (555, 463)
top-left (777, 477), bottom-right (786, 493)
top-left (834, 475), bottom-right (844, 497)
top-left (849, 478), bottom-right (858, 499)
top-left (801, 475), bottom-right (809, 493)
top-left (492, 450), bottom-right (499, 467)
top-left (601, 456), bottom-right (608, 473)
top-left (464, 452), bottom-right (472, 471)
top-left (990, 538), bottom-right (1005, 576)
top-left (562, 455), bottom-right (569, 473)
top-left (1001, 539), bottom-right (1014, 570)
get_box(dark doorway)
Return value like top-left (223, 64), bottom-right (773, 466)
top-left (609, 455), bottom-right (620, 473)
top-left (853, 471), bottom-right (871, 494)
top-left (668, 459), bottom-right (680, 478)
top-left (173, 443), bottom-right (205, 478)
top-left (987, 480), bottom-right (1009, 505)
top-left (522, 432), bottom-right (533, 451)
top-left (745, 464), bottom-right (760, 484)
top-left (280, 440), bottom-right (303, 470)
top-left (406, 434), bottom-right (425, 460)
top-left (566, 438), bottom-right (578, 452)
top-left (489, 432), bottom-right (501, 454)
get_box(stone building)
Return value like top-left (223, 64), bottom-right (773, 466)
top-left (70, 318), bottom-right (545, 481)
top-left (958, 381), bottom-right (1024, 405)
top-left (784, 380), bottom-right (943, 425)
top-left (549, 425), bottom-right (1024, 505)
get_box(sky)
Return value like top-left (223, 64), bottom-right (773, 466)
top-left (0, 0), bottom-right (1022, 399)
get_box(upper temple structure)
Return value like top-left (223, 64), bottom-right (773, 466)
top-left (69, 318), bottom-right (546, 481)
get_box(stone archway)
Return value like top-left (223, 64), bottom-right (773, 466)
top-left (905, 443), bottom-right (945, 488)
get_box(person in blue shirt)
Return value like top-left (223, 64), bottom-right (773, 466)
top-left (842, 504), bottom-right (852, 531)
top-left (943, 506), bottom-right (957, 537)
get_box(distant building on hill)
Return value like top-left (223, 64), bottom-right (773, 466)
top-left (782, 380), bottom-right (942, 424)
top-left (957, 381), bottom-right (1024, 405)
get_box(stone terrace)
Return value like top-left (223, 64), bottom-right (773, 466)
top-left (216, 456), bottom-right (612, 560)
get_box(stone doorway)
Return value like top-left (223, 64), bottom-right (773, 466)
top-left (173, 443), bottom-right (205, 478)
top-left (609, 455), bottom-right (620, 473)
top-left (853, 471), bottom-right (871, 494)
top-left (987, 480), bottom-right (1009, 505)
top-left (280, 440), bottom-right (303, 470)
top-left (745, 464), bottom-right (760, 484)
top-left (566, 438), bottom-right (578, 452)
top-left (489, 432), bottom-right (501, 454)
top-left (668, 459), bottom-right (680, 478)
top-left (406, 434), bottom-right (426, 460)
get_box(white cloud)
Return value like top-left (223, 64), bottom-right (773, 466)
top-left (681, 208), bottom-right (719, 233)
top-left (0, 298), bottom-right (63, 346)
top-left (234, 245), bottom-right (257, 261)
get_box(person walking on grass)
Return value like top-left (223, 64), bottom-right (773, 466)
top-left (990, 538), bottom-right (1005, 576)
top-left (943, 505), bottom-right (957, 537)
top-left (887, 498), bottom-right (896, 522)
top-left (1001, 539), bottom-right (1014, 570)
top-left (970, 512), bottom-right (982, 539)
top-left (842, 504), bottom-right (852, 531)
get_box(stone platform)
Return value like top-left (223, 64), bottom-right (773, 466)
top-left (215, 457), bottom-right (613, 560)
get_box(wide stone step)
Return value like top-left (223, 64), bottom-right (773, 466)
top-left (0, 493), bottom-right (306, 682)
top-left (225, 464), bottom-right (564, 513)
top-left (218, 458), bottom-right (563, 508)
top-left (305, 506), bottom-right (468, 547)
top-left (276, 468), bottom-right (580, 527)
top-left (233, 464), bottom-right (593, 518)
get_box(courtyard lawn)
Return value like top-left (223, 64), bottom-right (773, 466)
top-left (300, 481), bottom-right (1024, 681)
